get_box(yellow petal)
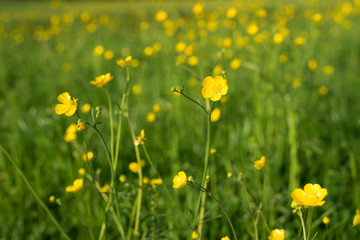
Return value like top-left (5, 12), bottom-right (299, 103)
top-left (210, 92), bottom-right (222, 101)
top-left (291, 188), bottom-right (307, 205)
top-left (65, 105), bottom-right (77, 116)
top-left (202, 87), bottom-right (213, 98)
top-left (57, 92), bottom-right (71, 104)
top-left (55, 104), bottom-right (68, 115)
top-left (202, 76), bottom-right (214, 87)
top-left (220, 84), bottom-right (228, 95)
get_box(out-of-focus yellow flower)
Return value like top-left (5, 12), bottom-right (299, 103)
top-left (49, 195), bottom-right (55, 202)
top-left (221, 236), bottom-right (230, 240)
top-left (155, 10), bottom-right (168, 22)
top-left (273, 33), bottom-right (284, 45)
top-left (147, 112), bottom-right (156, 123)
top-left (153, 104), bottom-right (161, 113)
top-left (323, 65), bottom-right (334, 75)
top-left (153, 42), bottom-right (162, 52)
top-left (82, 152), bottom-right (94, 161)
top-left (76, 122), bottom-right (86, 132)
top-left (212, 65), bottom-right (223, 75)
top-left (312, 13), bottom-right (323, 23)
top-left (117, 55), bottom-right (132, 67)
top-left (132, 59), bottom-right (140, 68)
top-left (290, 183), bottom-right (328, 207)
top-left (192, 230), bottom-right (199, 239)
top-left (187, 56), bottom-right (199, 66)
top-left (135, 129), bottom-right (146, 146)
top-left (144, 46), bottom-right (154, 57)
top-left (227, 172), bottom-right (232, 178)
top-left (293, 78), bottom-right (302, 88)
top-left (150, 178), bottom-right (163, 185)
top-left (226, 7), bottom-right (237, 19)
top-left (90, 73), bottom-right (113, 87)
top-left (294, 37), bottom-right (306, 46)
top-left (80, 12), bottom-right (90, 22)
top-left (230, 58), bottom-right (241, 70)
top-left (210, 148), bottom-right (216, 154)
top-left (322, 216), bottom-right (330, 225)
top-left (256, 8), bottom-right (267, 18)
top-left (64, 123), bottom-right (77, 142)
top-left (81, 103), bottom-right (91, 114)
top-left (143, 177), bottom-right (150, 184)
top-left (353, 209), bottom-right (360, 227)
top-left (66, 178), bottom-right (83, 193)
top-left (104, 50), bottom-right (114, 60)
top-left (78, 168), bottom-right (86, 175)
top-left (101, 184), bottom-right (109, 193)
top-left (254, 156), bottom-right (266, 170)
top-left (119, 174), bottom-right (126, 182)
top-left (129, 162), bottom-right (140, 173)
top-left (201, 76), bottom-right (228, 101)
top-left (93, 45), bottom-right (104, 56)
top-left (308, 59), bottom-right (318, 70)
top-left (192, 3), bottom-right (204, 16)
top-left (279, 53), bottom-right (288, 63)
top-left (62, 63), bottom-right (71, 72)
top-left (173, 171), bottom-right (187, 189)
top-left (268, 229), bottom-right (285, 240)
top-left (175, 42), bottom-right (187, 53)
top-left (211, 107), bottom-right (221, 122)
top-left (176, 55), bottom-right (186, 65)
top-left (247, 23), bottom-right (259, 35)
top-left (140, 21), bottom-right (149, 30)
top-left (55, 92), bottom-right (78, 116)
top-left (132, 84), bottom-right (142, 95)
top-left (318, 86), bottom-right (328, 95)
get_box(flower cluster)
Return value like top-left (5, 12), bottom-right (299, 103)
top-left (65, 178), bottom-right (83, 193)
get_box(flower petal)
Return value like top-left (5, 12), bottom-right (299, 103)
top-left (202, 87), bottom-right (213, 98)
top-left (202, 76), bottom-right (214, 87)
top-left (65, 105), bottom-right (77, 116)
top-left (210, 92), bottom-right (222, 101)
top-left (57, 92), bottom-right (71, 104)
top-left (55, 104), bottom-right (68, 115)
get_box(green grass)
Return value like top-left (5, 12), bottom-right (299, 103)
top-left (1, 0), bottom-right (360, 239)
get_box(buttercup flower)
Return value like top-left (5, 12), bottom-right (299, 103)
top-left (64, 123), bottom-right (77, 142)
top-left (173, 171), bottom-right (187, 189)
top-left (65, 178), bottom-right (83, 193)
top-left (76, 122), bottom-right (86, 131)
top-left (90, 73), bottom-right (113, 87)
top-left (291, 183), bottom-right (328, 207)
top-left (353, 209), bottom-right (360, 227)
top-left (221, 236), bottom-right (230, 240)
top-left (116, 55), bottom-right (132, 67)
top-left (322, 216), bottom-right (330, 225)
top-left (268, 229), bottom-right (285, 240)
top-left (82, 151), bottom-right (94, 161)
top-left (201, 76), bottom-right (228, 101)
top-left (135, 129), bottom-right (146, 146)
top-left (55, 92), bottom-right (78, 116)
top-left (254, 156), bottom-right (266, 170)
top-left (150, 178), bottom-right (163, 185)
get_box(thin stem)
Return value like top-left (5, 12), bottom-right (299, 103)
top-left (298, 210), bottom-right (307, 240)
top-left (178, 91), bottom-right (209, 115)
top-left (104, 88), bottom-right (115, 166)
top-left (306, 207), bottom-right (313, 240)
top-left (127, 116), bottom-right (143, 238)
top-left (142, 145), bottom-right (161, 180)
top-left (323, 225), bottom-right (327, 240)
top-left (0, 145), bottom-right (71, 240)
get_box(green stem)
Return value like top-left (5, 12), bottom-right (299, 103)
top-left (127, 116), bottom-right (143, 238)
top-left (142, 145), bottom-right (162, 180)
top-left (298, 209), bottom-right (307, 240)
top-left (179, 91), bottom-right (208, 115)
top-left (0, 145), bottom-right (71, 240)
top-left (306, 207), bottom-right (313, 240)
top-left (104, 87), bottom-right (115, 166)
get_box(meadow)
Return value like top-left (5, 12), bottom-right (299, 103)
top-left (1, 0), bottom-right (360, 239)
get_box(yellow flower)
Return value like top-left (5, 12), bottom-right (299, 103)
top-left (78, 168), bottom-right (86, 175)
top-left (210, 148), bottom-right (216, 154)
top-left (49, 195), bottom-right (55, 202)
top-left (279, 53), bottom-right (288, 63)
top-left (143, 177), bottom-right (149, 184)
top-left (144, 46), bottom-right (154, 57)
top-left (308, 59), bottom-right (318, 70)
top-left (90, 73), bottom-right (113, 87)
top-left (76, 122), bottom-right (86, 131)
top-left (322, 216), bottom-right (330, 225)
top-left (155, 10), bottom-right (168, 22)
top-left (64, 123), bottom-right (77, 142)
top-left (294, 37), bottom-right (306, 46)
top-left (323, 65), bottom-right (334, 75)
top-left (247, 23), bottom-right (258, 35)
top-left (119, 174), bottom-right (126, 183)
top-left (230, 58), bottom-right (241, 70)
top-left (104, 50), bottom-right (114, 60)
top-left (117, 55), bottom-right (132, 67)
top-left (318, 86), bottom-right (328, 95)
top-left (268, 229), bottom-right (285, 240)
top-left (211, 107), bottom-right (221, 122)
top-left (290, 183), bottom-right (328, 207)
top-left (254, 156), bottom-right (266, 170)
top-left (227, 172), bottom-right (232, 178)
top-left (273, 33), bottom-right (284, 45)
top-left (150, 178), bottom-right (163, 185)
top-left (187, 56), bottom-right (199, 66)
top-left (135, 129), bottom-right (146, 146)
top-left (312, 13), bottom-right (323, 23)
top-left (55, 92), bottom-right (78, 116)
top-left (82, 152), bottom-right (94, 161)
top-left (201, 76), bottom-right (228, 101)
top-left (65, 178), bottom-right (83, 193)
top-left (129, 162), bottom-right (144, 173)
top-left (192, 230), bottom-right (199, 239)
top-left (221, 237), bottom-right (230, 240)
top-left (147, 112), bottom-right (156, 122)
top-left (93, 45), bottom-right (104, 56)
top-left (353, 209), bottom-right (360, 227)
top-left (81, 103), bottom-right (91, 114)
top-left (132, 84), bottom-right (142, 95)
top-left (226, 7), bottom-right (237, 19)
top-left (175, 42), bottom-right (187, 53)
top-left (101, 184), bottom-right (109, 193)
top-left (192, 3), bottom-right (204, 15)
top-left (173, 171), bottom-right (187, 189)
top-left (153, 104), bottom-right (161, 113)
